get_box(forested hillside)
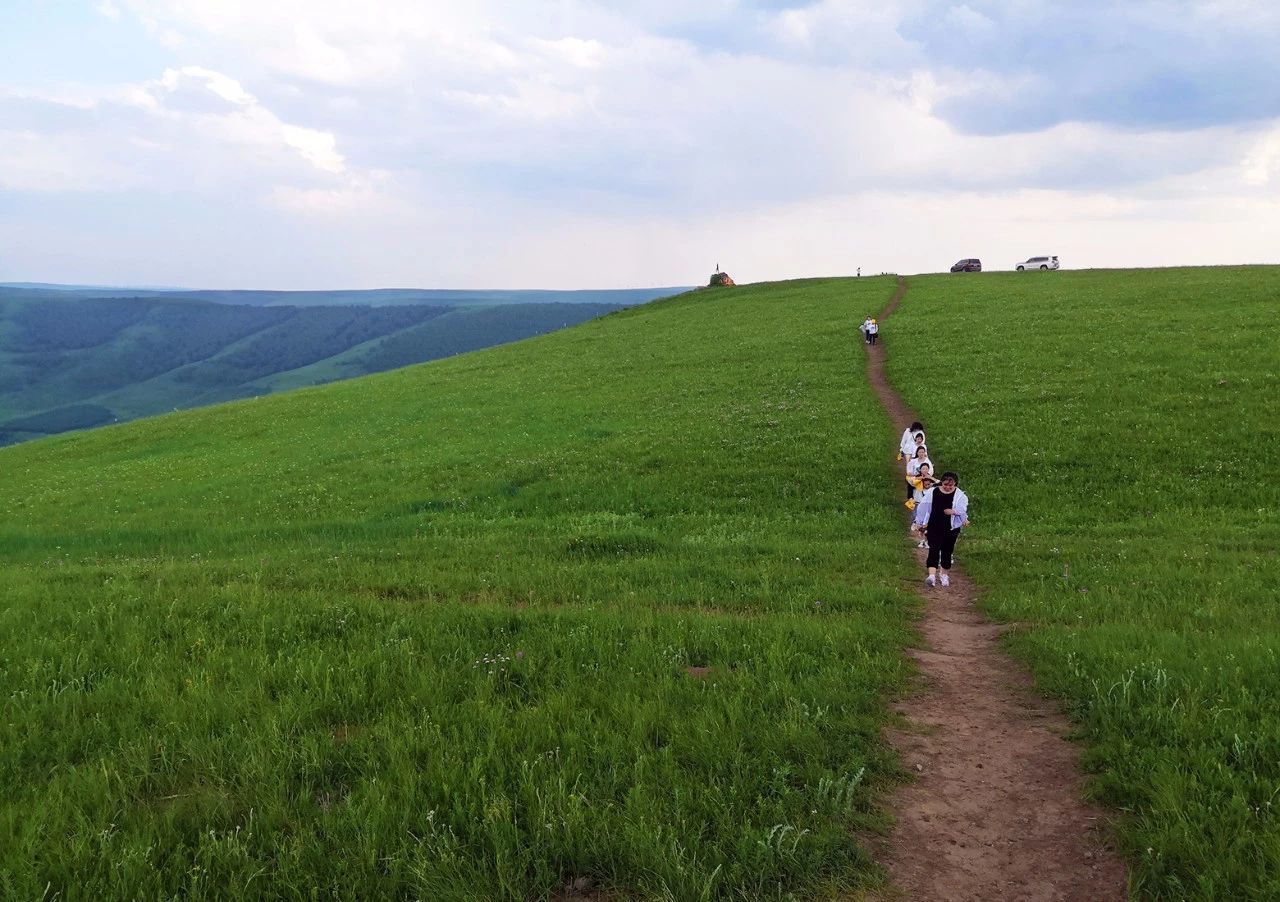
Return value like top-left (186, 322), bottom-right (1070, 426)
top-left (0, 283), bottom-right (687, 308)
top-left (0, 296), bottom-right (626, 445)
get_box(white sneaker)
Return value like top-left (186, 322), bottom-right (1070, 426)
top-left (916, 539), bottom-right (928, 549)
top-left (925, 575), bottom-right (936, 587)
top-left (940, 574), bottom-right (951, 587)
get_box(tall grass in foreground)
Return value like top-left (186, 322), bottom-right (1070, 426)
top-left (0, 278), bottom-right (918, 900)
top-left (887, 266), bottom-right (1280, 899)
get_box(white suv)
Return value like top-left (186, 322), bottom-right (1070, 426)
top-left (1015, 256), bottom-right (1059, 271)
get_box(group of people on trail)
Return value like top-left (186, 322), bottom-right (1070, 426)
top-left (897, 421), bottom-right (971, 588)
top-left (858, 316), bottom-right (879, 345)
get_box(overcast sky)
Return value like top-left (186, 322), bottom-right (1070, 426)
top-left (3, 0), bottom-right (1279, 288)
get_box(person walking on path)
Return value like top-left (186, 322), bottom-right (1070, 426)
top-left (867, 318), bottom-right (879, 345)
top-left (860, 316), bottom-right (875, 344)
top-left (903, 434), bottom-right (929, 498)
top-left (907, 461), bottom-right (940, 548)
top-left (898, 421), bottom-right (924, 461)
top-left (905, 444), bottom-right (932, 503)
top-left (903, 428), bottom-right (927, 463)
top-left (907, 460), bottom-right (940, 508)
top-left (913, 471), bottom-right (970, 587)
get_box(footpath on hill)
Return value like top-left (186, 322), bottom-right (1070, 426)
top-left (862, 279), bottom-right (1127, 901)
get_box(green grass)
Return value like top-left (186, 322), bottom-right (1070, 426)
top-left (886, 266), bottom-right (1280, 899)
top-left (0, 278), bottom-right (919, 900)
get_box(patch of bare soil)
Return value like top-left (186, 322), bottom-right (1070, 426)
top-left (861, 278), bottom-right (1127, 901)
top-left (549, 875), bottom-right (614, 901)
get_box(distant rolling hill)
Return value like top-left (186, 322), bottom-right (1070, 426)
top-left (0, 283), bottom-right (690, 308)
top-left (0, 285), bottom-right (681, 445)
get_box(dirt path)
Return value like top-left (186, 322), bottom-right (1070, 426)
top-left (863, 278), bottom-right (1127, 901)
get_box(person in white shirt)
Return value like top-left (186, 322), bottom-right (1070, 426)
top-left (904, 443), bottom-right (931, 501)
top-left (899, 423), bottom-right (926, 461)
top-left (906, 462), bottom-right (940, 546)
top-left (859, 316), bottom-right (874, 344)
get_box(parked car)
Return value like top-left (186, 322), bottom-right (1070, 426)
top-left (950, 258), bottom-right (982, 273)
top-left (1015, 255), bottom-right (1059, 271)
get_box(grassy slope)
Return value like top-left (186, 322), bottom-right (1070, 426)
top-left (0, 278), bottom-right (919, 900)
top-left (886, 266), bottom-right (1280, 899)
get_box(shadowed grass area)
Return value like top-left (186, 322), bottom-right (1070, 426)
top-left (886, 266), bottom-right (1280, 899)
top-left (0, 277), bottom-right (920, 900)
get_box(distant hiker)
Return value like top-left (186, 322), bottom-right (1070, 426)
top-left (913, 471), bottom-right (970, 587)
top-left (898, 421), bottom-right (925, 461)
top-left (859, 316), bottom-right (874, 344)
top-left (867, 318), bottom-right (879, 345)
top-left (857, 267), bottom-right (861, 278)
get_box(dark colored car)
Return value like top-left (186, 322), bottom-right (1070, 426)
top-left (950, 258), bottom-right (982, 273)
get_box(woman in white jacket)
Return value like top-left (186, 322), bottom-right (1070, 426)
top-left (898, 421), bottom-right (925, 460)
top-left (912, 471), bottom-right (970, 587)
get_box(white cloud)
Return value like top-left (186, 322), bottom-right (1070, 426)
top-left (143, 66), bottom-right (347, 175)
top-left (1242, 126), bottom-right (1280, 185)
top-left (267, 170), bottom-right (401, 215)
top-left (0, 128), bottom-right (145, 192)
top-left (159, 65), bottom-right (254, 106)
top-left (4, 1), bottom-right (1280, 286)
top-left (944, 4), bottom-right (994, 33)
top-left (534, 36), bottom-right (607, 69)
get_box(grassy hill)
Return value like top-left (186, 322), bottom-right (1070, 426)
top-left (0, 278), bottom-right (917, 899)
top-left (887, 266), bottom-right (1280, 899)
top-left (2, 267), bottom-right (1278, 899)
top-left (0, 296), bottom-right (628, 446)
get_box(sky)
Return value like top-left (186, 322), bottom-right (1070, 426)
top-left (2, 0), bottom-right (1279, 289)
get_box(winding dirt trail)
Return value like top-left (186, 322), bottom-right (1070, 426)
top-left (863, 278), bottom-right (1127, 901)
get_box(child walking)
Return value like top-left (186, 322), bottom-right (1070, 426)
top-left (904, 442), bottom-right (931, 502)
top-left (906, 462), bottom-right (940, 546)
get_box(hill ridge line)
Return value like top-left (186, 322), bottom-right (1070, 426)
top-left (862, 276), bottom-right (1127, 900)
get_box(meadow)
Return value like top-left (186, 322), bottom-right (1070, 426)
top-left (0, 278), bottom-right (920, 900)
top-left (886, 266), bottom-right (1280, 899)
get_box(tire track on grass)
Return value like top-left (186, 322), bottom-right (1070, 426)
top-left (863, 277), bottom-right (1127, 901)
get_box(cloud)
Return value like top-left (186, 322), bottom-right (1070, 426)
top-left (892, 1), bottom-right (1280, 133)
top-left (0, 65), bottom-right (373, 222)
top-left (144, 66), bottom-right (346, 174)
top-left (4, 1), bottom-right (1280, 287)
top-left (1242, 124), bottom-right (1280, 186)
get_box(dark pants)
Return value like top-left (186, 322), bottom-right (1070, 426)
top-left (925, 527), bottom-right (961, 569)
top-left (869, 333), bottom-right (877, 344)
